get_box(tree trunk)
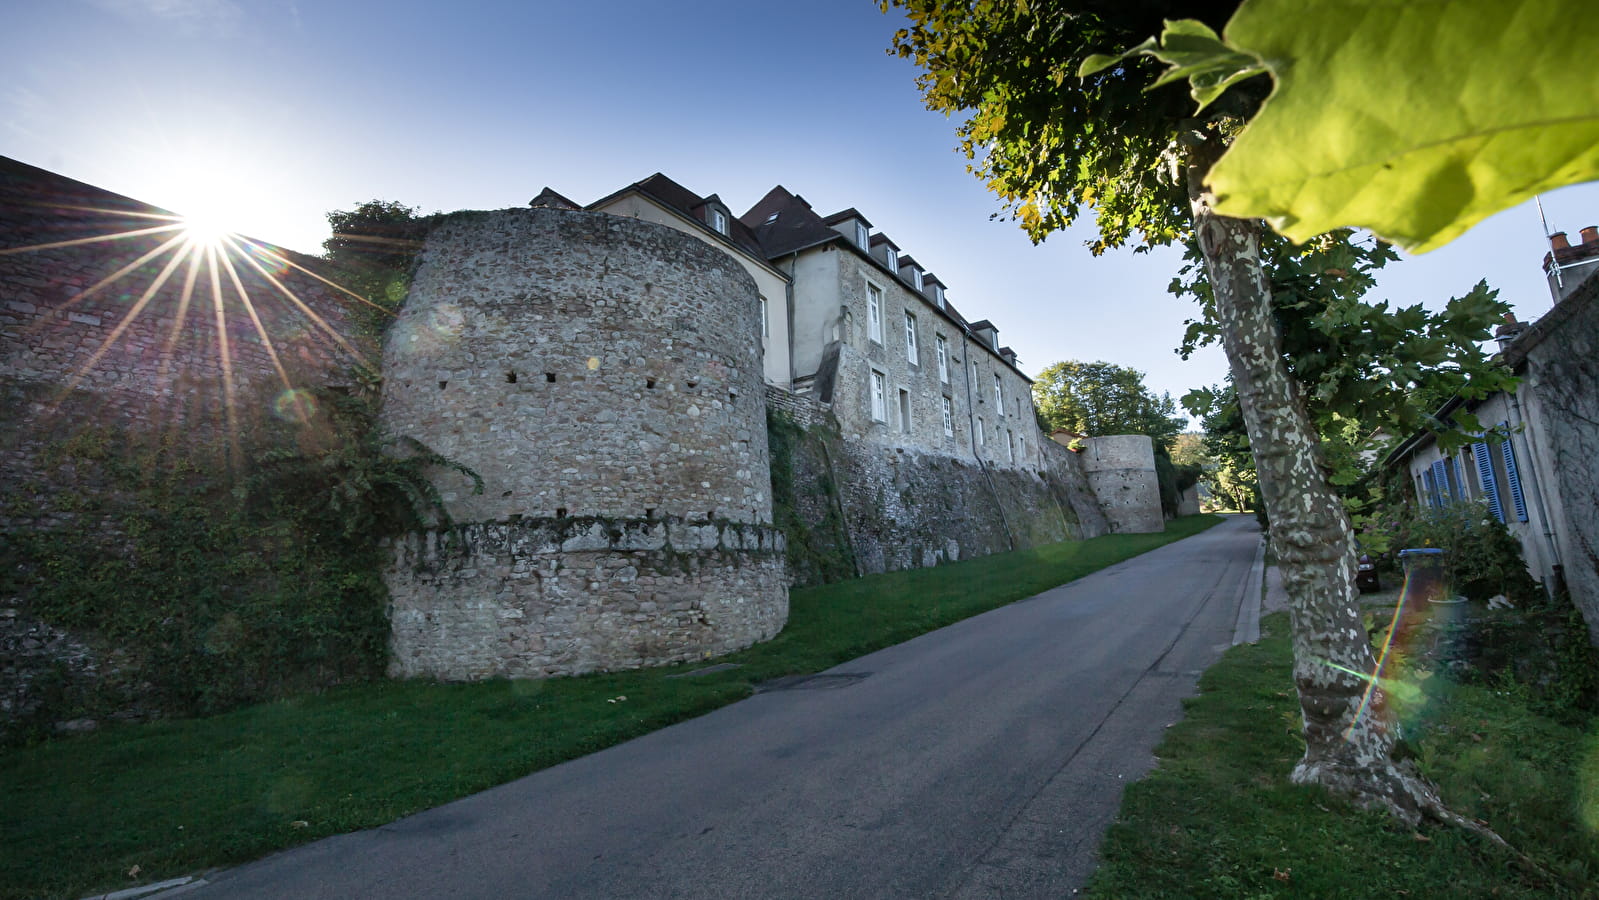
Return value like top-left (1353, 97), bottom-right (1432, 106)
top-left (1184, 132), bottom-right (1445, 826)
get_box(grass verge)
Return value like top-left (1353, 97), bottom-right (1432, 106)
top-left (1, 515), bottom-right (1222, 899)
top-left (1087, 610), bottom-right (1599, 898)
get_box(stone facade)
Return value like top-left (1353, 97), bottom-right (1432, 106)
top-left (381, 209), bottom-right (788, 678)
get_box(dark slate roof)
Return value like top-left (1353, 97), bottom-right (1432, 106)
top-left (868, 232), bottom-right (900, 250)
top-left (591, 173), bottom-right (767, 259)
top-left (822, 207), bottom-right (872, 227)
top-left (967, 318), bottom-right (996, 332)
top-left (897, 254), bottom-right (921, 271)
top-left (740, 186), bottom-right (846, 259)
top-left (528, 187), bottom-right (580, 209)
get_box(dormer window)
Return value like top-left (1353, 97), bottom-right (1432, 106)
top-left (855, 221), bottom-right (869, 248)
top-left (912, 268), bottom-right (923, 291)
top-left (712, 209), bottom-right (729, 235)
top-left (934, 284), bottom-right (945, 309)
top-left (885, 246), bottom-right (898, 272)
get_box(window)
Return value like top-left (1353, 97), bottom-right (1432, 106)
top-left (1473, 438), bottom-right (1506, 523)
top-left (912, 268), bottom-right (923, 291)
top-left (904, 312), bottom-right (918, 363)
top-left (898, 389), bottom-right (911, 433)
top-left (976, 417), bottom-right (985, 446)
top-left (855, 221), bottom-right (869, 248)
top-left (933, 284), bottom-right (945, 309)
top-left (712, 209), bottom-right (728, 234)
top-left (994, 374), bottom-right (1004, 413)
top-left (758, 296), bottom-right (769, 341)
top-left (866, 283), bottom-right (883, 343)
top-left (941, 396), bottom-right (954, 436)
top-left (870, 370), bottom-right (887, 422)
top-left (885, 246), bottom-right (898, 272)
top-left (1499, 425), bottom-right (1529, 522)
top-left (1007, 430), bottom-right (1015, 461)
top-left (935, 335), bottom-right (949, 383)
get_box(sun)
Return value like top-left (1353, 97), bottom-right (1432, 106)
top-left (180, 210), bottom-right (232, 247)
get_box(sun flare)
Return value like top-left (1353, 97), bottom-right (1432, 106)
top-left (180, 212), bottom-right (232, 247)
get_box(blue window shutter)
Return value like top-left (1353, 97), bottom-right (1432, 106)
top-left (1431, 459), bottom-right (1450, 503)
top-left (1447, 456), bottom-right (1463, 499)
top-left (1500, 428), bottom-right (1529, 522)
top-left (1473, 441), bottom-right (1504, 523)
top-left (1422, 467), bottom-right (1438, 507)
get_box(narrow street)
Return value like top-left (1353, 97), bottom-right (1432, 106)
top-left (187, 517), bottom-right (1262, 899)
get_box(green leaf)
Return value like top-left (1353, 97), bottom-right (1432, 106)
top-left (1078, 21), bottom-right (1265, 114)
top-left (1208, 0), bottom-right (1599, 253)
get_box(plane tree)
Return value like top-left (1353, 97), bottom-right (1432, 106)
top-left (884, 0), bottom-right (1520, 826)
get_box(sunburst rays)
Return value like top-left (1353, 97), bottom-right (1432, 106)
top-left (2, 202), bottom-right (393, 459)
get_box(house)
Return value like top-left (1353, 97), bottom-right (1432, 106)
top-left (574, 174), bottom-right (1046, 474)
top-left (1386, 225), bottom-right (1599, 637)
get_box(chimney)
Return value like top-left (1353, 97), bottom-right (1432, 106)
top-left (1494, 312), bottom-right (1526, 353)
top-left (1550, 232), bottom-right (1569, 250)
top-left (1582, 225), bottom-right (1599, 246)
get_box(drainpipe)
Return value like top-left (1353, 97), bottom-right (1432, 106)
top-left (1507, 389), bottom-right (1564, 597)
top-left (785, 251), bottom-right (799, 390)
top-left (961, 331), bottom-right (1016, 551)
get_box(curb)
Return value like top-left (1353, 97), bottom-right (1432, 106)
top-left (1231, 535), bottom-right (1264, 645)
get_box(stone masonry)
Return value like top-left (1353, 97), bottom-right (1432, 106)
top-left (381, 209), bottom-right (789, 678)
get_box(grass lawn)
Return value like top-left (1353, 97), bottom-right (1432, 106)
top-left (1087, 610), bottom-right (1599, 899)
top-left (1, 514), bottom-right (1222, 899)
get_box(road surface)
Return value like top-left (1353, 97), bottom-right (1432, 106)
top-left (183, 515), bottom-right (1262, 899)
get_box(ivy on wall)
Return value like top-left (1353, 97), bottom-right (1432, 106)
top-left (0, 381), bottom-right (472, 744)
top-left (766, 410), bottom-right (856, 587)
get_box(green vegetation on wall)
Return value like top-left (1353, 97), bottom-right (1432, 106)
top-left (766, 410), bottom-right (856, 587)
top-left (0, 382), bottom-right (471, 745)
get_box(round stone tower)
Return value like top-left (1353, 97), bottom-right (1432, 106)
top-left (381, 208), bottom-right (788, 680)
top-left (1079, 434), bottom-right (1163, 533)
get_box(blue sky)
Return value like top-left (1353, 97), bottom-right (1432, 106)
top-left (6, 0), bottom-right (1596, 420)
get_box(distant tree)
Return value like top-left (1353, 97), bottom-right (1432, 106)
top-left (1032, 360), bottom-right (1184, 448)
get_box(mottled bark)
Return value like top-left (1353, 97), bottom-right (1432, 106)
top-left (1183, 133), bottom-right (1444, 825)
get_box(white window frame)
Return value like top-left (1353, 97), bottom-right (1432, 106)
top-left (870, 370), bottom-right (887, 422)
top-left (898, 388), bottom-right (912, 433)
top-left (941, 396), bottom-right (954, 436)
top-left (935, 335), bottom-right (949, 383)
top-left (866, 282), bottom-right (883, 344)
top-left (904, 311), bottom-right (918, 363)
top-left (933, 284), bottom-right (945, 309)
top-left (1007, 429), bottom-right (1015, 461)
top-left (712, 209), bottom-right (728, 235)
top-left (976, 417), bottom-right (985, 446)
top-left (885, 246), bottom-right (898, 272)
top-left (912, 268), bottom-right (923, 291)
top-left (855, 221), bottom-right (869, 248)
top-left (759, 295), bottom-right (769, 342)
top-left (994, 374), bottom-right (1004, 414)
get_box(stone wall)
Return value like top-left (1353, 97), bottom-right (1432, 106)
top-left (770, 386), bottom-right (1108, 578)
top-left (1, 157), bottom-right (375, 738)
top-left (381, 209), bottom-right (789, 678)
top-left (1516, 276), bottom-right (1599, 638)
top-left (387, 518), bottom-right (786, 677)
top-left (1078, 434), bottom-right (1164, 533)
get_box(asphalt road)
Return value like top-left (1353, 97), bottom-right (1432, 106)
top-left (185, 516), bottom-right (1261, 899)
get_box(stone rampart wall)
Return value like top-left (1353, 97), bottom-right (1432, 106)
top-left (381, 210), bottom-right (789, 678)
top-left (1079, 434), bottom-right (1163, 533)
top-left (387, 517), bottom-right (788, 677)
top-left (770, 385), bottom-right (1109, 577)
